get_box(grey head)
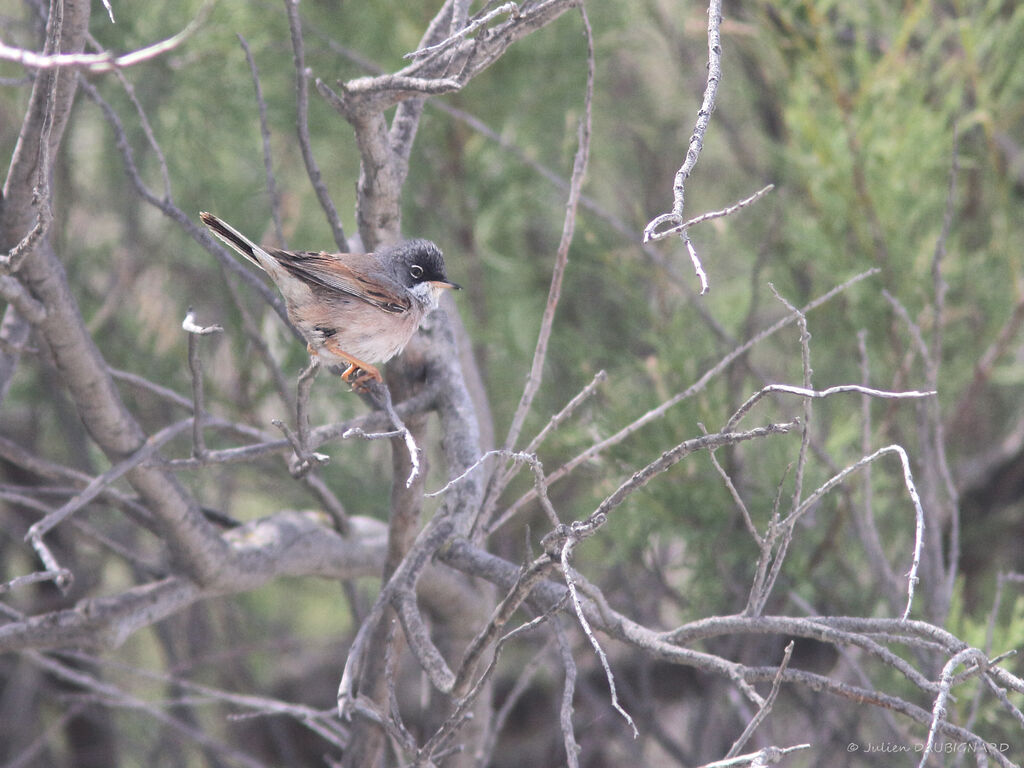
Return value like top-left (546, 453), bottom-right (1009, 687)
top-left (381, 239), bottom-right (461, 308)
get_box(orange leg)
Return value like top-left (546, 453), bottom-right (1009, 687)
top-left (317, 340), bottom-right (382, 392)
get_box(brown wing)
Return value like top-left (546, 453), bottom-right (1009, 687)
top-left (270, 249), bottom-right (411, 314)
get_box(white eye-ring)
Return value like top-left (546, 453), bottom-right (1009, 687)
top-left (410, 264), bottom-right (424, 279)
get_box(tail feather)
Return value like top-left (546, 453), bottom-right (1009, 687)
top-left (199, 212), bottom-right (265, 271)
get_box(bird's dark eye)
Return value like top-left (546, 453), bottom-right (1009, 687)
top-left (410, 264), bottom-right (424, 279)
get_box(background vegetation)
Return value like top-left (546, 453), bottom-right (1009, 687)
top-left (2, 0), bottom-right (1023, 766)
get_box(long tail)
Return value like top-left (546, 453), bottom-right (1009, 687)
top-left (199, 212), bottom-right (266, 271)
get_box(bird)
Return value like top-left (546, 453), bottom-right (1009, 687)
top-left (199, 212), bottom-right (459, 390)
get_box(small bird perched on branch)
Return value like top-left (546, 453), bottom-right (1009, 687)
top-left (200, 212), bottom-right (459, 390)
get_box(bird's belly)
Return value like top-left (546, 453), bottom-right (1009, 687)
top-left (301, 304), bottom-right (419, 365)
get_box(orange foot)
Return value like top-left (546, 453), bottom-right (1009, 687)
top-left (319, 341), bottom-right (382, 393)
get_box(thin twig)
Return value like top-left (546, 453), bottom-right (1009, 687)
top-left (697, 743), bottom-right (811, 768)
top-left (25, 418), bottom-right (192, 542)
top-left (29, 653), bottom-right (273, 768)
top-left (102, 58), bottom-right (173, 202)
top-left (450, 554), bottom-right (561, 697)
top-left (705, 431), bottom-right (760, 541)
top-left (643, 184), bottom-right (775, 244)
top-left (782, 444), bottom-right (926, 620)
top-left (0, 566), bottom-right (73, 595)
top-left (271, 419), bottom-right (329, 478)
top-left (404, 2), bottom-right (521, 60)
top-left (724, 383), bottom-right (936, 433)
top-left (930, 124), bottom-right (962, 603)
top-left (479, 370), bottom-right (606, 531)
top-left (0, 2), bottom-right (211, 72)
top-left (183, 309), bottom-right (223, 459)
top-left (283, 0), bottom-right (347, 250)
top-left (560, 539), bottom-right (638, 738)
top-left (641, 0), bottom-right (724, 292)
top-left (347, 380), bottom-right (422, 487)
top-left (219, 270), bottom-right (295, 411)
top-left (499, 6), bottom-right (594, 457)
top-left (427, 449), bottom-right (536, 498)
top-left (591, 422), bottom-right (795, 523)
top-left (238, 34), bottom-right (285, 246)
top-left (295, 356), bottom-right (320, 461)
top-left (918, 648), bottom-right (989, 768)
top-left (854, 331), bottom-right (903, 605)
top-left (769, 285), bottom-right (813, 516)
top-left (490, 269), bottom-right (880, 532)
top-left (725, 641), bottom-right (794, 757)
top-left (337, 516), bottom-right (455, 716)
top-left (78, 79), bottom-right (290, 323)
top-left (553, 618), bottom-right (582, 768)
top-left (423, 605), bottom-right (556, 762)
top-left (743, 468), bottom-right (792, 617)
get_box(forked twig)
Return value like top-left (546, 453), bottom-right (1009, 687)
top-left (404, 2), bottom-right (521, 60)
top-left (918, 648), bottom-right (989, 768)
top-left (343, 379), bottom-right (422, 487)
top-left (641, 0), bottom-right (724, 293)
top-left (725, 641), bottom-right (794, 757)
top-left (644, 184), bottom-right (775, 244)
top-left (25, 418), bottom-right (192, 543)
top-left (784, 444), bottom-right (926, 620)
top-left (560, 537), bottom-right (638, 738)
top-left (491, 269), bottom-right (880, 532)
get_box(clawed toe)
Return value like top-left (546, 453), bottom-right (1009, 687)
top-left (341, 364), bottom-right (382, 393)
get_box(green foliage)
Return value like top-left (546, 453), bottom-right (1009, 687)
top-left (1, 0), bottom-right (1020, 609)
top-left (3, 0), bottom-right (1024, 760)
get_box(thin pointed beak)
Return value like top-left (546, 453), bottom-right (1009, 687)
top-left (432, 279), bottom-right (462, 291)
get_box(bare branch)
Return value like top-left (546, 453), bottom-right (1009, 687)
top-left (0, 2), bottom-right (210, 73)
top-left (641, 0), bottom-right (724, 291)
top-left (24, 418), bottom-right (192, 543)
top-left (919, 648), bottom-right (989, 768)
top-left (783, 444), bottom-right (926, 620)
top-left (592, 422), bottom-right (796, 523)
top-left (499, 6), bottom-right (594, 456)
top-left (404, 3), bottom-right (522, 60)
top-left (0, 567), bottom-right (73, 595)
top-left (337, 516), bottom-right (455, 716)
top-left (283, 0), bottom-right (348, 251)
top-left (238, 34), bottom-right (285, 246)
top-left (0, 275), bottom-right (46, 322)
top-left (77, 79), bottom-right (292, 325)
top-left (272, 417), bottom-right (329, 478)
top-left (553, 619), bottom-right (582, 768)
top-left (183, 309), bottom-right (223, 459)
top-left (491, 269), bottom-right (880, 532)
top-left (343, 379), bottom-right (423, 487)
top-left (294, 356), bottom-right (322, 472)
top-left (560, 541), bottom-right (638, 738)
top-left (696, 743), bottom-right (811, 768)
top-left (644, 184), bottom-right (775, 244)
top-left (724, 383), bottom-right (936, 433)
top-left (725, 641), bottom-right (794, 757)
top-left (0, 513), bottom-right (388, 654)
top-left (480, 369), bottom-right (606, 531)
top-left (29, 652), bottom-right (272, 768)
